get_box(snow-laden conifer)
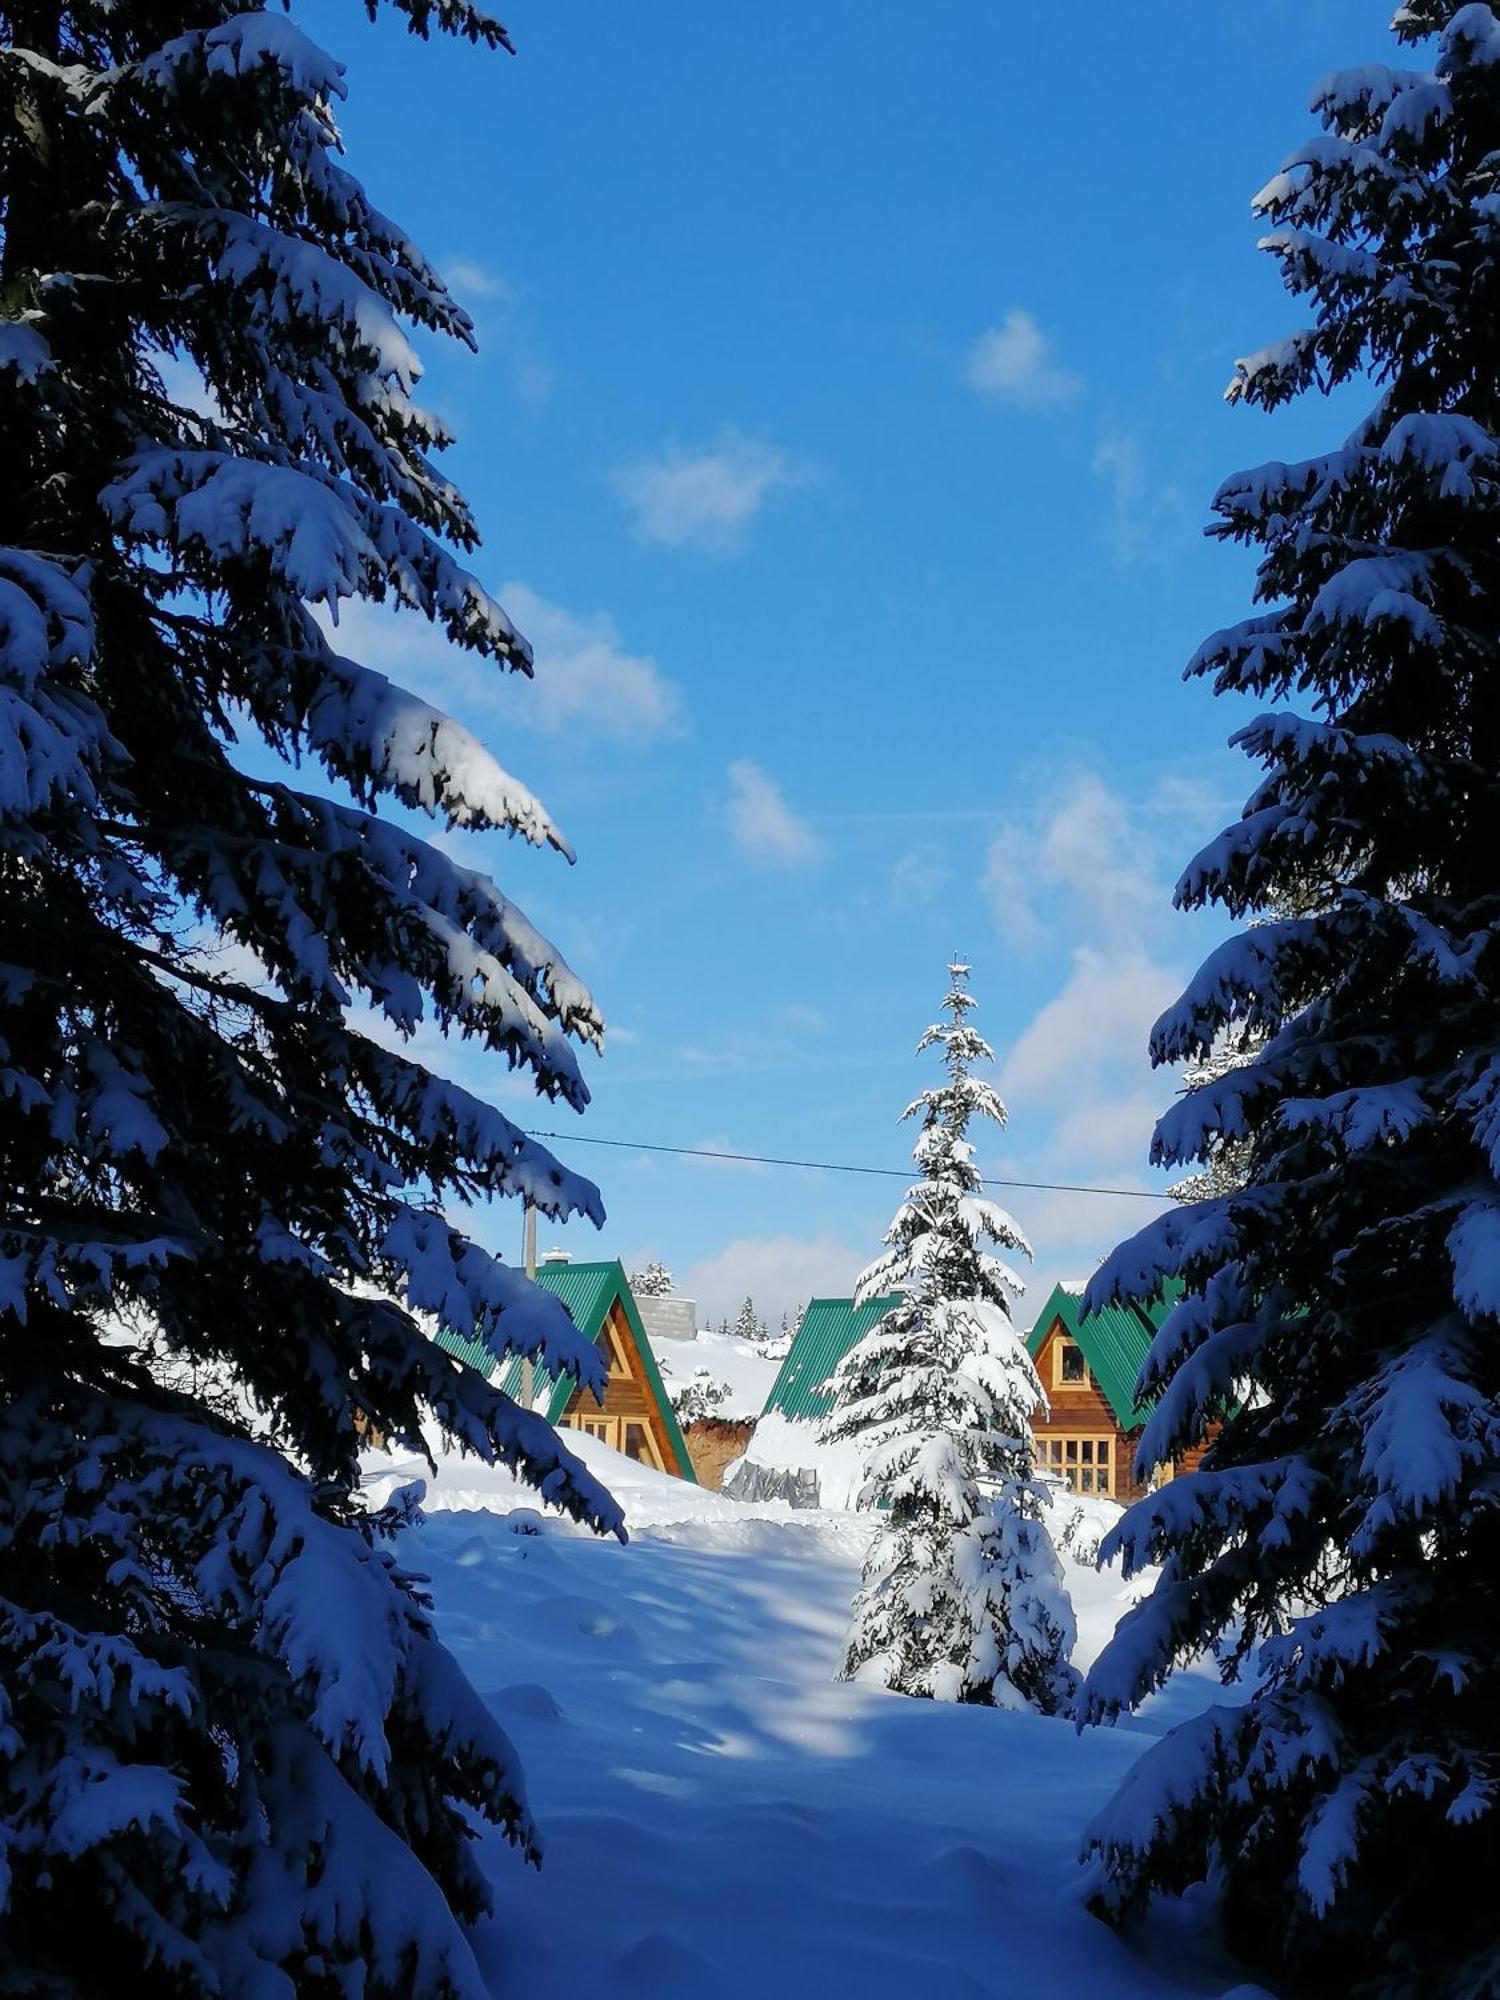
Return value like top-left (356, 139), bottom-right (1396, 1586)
top-left (822, 964), bottom-right (1077, 1711)
top-left (0, 5), bottom-right (621, 1991)
top-left (631, 1259), bottom-right (675, 1298)
top-left (732, 1294), bottom-right (764, 1343)
top-left (1081, 8), bottom-right (1500, 1989)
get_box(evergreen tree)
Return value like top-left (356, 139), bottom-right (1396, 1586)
top-left (821, 963), bottom-right (1077, 1711)
top-left (1167, 1024), bottom-right (1262, 1204)
top-left (0, 4), bottom-right (621, 1990)
top-left (731, 1294), bottom-right (762, 1343)
top-left (630, 1259), bottom-right (674, 1298)
top-left (668, 1367), bottom-right (730, 1424)
top-left (755, 1305), bottom-right (795, 1362)
top-left (1081, 9), bottom-right (1500, 1990)
top-left (1171, 887), bottom-right (1328, 1203)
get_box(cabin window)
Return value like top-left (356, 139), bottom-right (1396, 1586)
top-left (579, 1416), bottom-right (612, 1443)
top-left (1035, 1435), bottom-right (1112, 1497)
top-left (1056, 1338), bottom-right (1088, 1387)
top-left (624, 1423), bottom-right (648, 1462)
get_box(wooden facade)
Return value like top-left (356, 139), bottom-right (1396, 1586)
top-left (1027, 1293), bottom-right (1211, 1503)
top-left (1029, 1313), bottom-right (1151, 1503)
top-left (432, 1259), bottom-right (697, 1483)
top-left (555, 1293), bottom-right (691, 1477)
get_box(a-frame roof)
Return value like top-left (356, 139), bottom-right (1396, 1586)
top-left (1024, 1279), bottom-right (1183, 1431)
top-left (434, 1258), bottom-right (696, 1479)
top-left (762, 1294), bottom-right (901, 1422)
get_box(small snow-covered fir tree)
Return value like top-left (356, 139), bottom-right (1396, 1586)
top-left (1081, 9), bottom-right (1500, 1990)
top-left (732, 1294), bottom-right (764, 1343)
top-left (822, 963), bottom-right (1077, 1711)
top-left (756, 1307), bottom-right (795, 1361)
top-left (669, 1368), bottom-right (730, 1423)
top-left (0, 5), bottom-right (622, 1992)
top-left (630, 1258), bottom-right (674, 1298)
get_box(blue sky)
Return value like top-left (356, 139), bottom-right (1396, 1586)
top-left (296, 0), bottom-right (1390, 1324)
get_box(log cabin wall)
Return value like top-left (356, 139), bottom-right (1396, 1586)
top-left (559, 1297), bottom-right (688, 1477)
top-left (1029, 1317), bottom-right (1150, 1503)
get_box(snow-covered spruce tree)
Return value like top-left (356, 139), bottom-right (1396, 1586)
top-left (1170, 885), bottom-right (1328, 1204)
top-left (731, 1294), bottom-right (763, 1343)
top-left (0, 6), bottom-right (624, 1993)
top-left (1167, 1024), bottom-right (1263, 1204)
top-left (1081, 9), bottom-right (1500, 1991)
top-left (630, 1258), bottom-right (674, 1298)
top-left (669, 1367), bottom-right (729, 1424)
top-left (821, 963), bottom-right (1077, 1710)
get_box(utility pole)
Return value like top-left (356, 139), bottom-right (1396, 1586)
top-left (521, 1198), bottom-right (536, 1410)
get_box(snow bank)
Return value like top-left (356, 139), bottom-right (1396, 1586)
top-left (367, 1437), bottom-right (1252, 1998)
top-left (651, 1325), bottom-right (782, 1421)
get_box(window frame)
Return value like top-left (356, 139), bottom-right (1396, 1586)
top-left (1035, 1432), bottom-right (1114, 1498)
top-left (1053, 1335), bottom-right (1091, 1390)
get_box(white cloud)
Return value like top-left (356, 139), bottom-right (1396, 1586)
top-left (445, 258), bottom-right (511, 302)
top-left (613, 429), bottom-right (809, 552)
top-left (1002, 946), bottom-right (1178, 1116)
top-left (982, 770), bottom-right (1163, 956)
top-left (889, 841), bottom-right (951, 908)
top-left (1091, 425), bottom-right (1189, 570)
top-left (725, 759), bottom-right (824, 870)
top-left (1016, 1183), bottom-right (1171, 1309)
top-left (963, 310), bottom-right (1082, 411)
top-left (442, 256), bottom-right (552, 409)
top-left (499, 582), bottom-right (681, 741)
top-left (977, 770), bottom-right (1213, 1299)
top-left (679, 1235), bottom-right (867, 1328)
top-left (321, 586), bottom-right (681, 746)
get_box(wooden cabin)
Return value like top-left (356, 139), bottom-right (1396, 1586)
top-left (739, 1286), bottom-right (1203, 1508)
top-left (1026, 1280), bottom-right (1205, 1502)
top-left (435, 1258), bottom-right (697, 1481)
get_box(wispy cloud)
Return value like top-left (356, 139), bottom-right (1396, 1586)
top-left (680, 1235), bottom-right (867, 1327)
top-left (1002, 946), bottom-right (1180, 1120)
top-left (613, 429), bottom-right (810, 552)
top-left (1091, 424), bottom-right (1190, 570)
top-left (981, 770), bottom-right (1165, 956)
top-left (889, 841), bottom-right (951, 908)
top-left (725, 759), bottom-right (824, 869)
top-left (443, 256), bottom-right (553, 409)
top-left (963, 309), bottom-right (1082, 411)
top-left (322, 587), bottom-right (681, 746)
top-left (499, 583), bottom-right (682, 741)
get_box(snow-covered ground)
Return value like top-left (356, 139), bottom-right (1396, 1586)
top-left (650, 1323), bottom-right (783, 1420)
top-left (362, 1437), bottom-right (1260, 1999)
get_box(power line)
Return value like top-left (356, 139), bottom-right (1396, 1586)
top-left (526, 1129), bottom-right (1167, 1202)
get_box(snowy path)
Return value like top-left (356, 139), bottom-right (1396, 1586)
top-left (366, 1442), bottom-right (1256, 2000)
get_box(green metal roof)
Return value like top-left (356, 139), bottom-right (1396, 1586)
top-left (433, 1258), bottom-right (696, 1480)
top-left (762, 1294), bottom-right (901, 1422)
top-left (1024, 1279), bottom-right (1183, 1430)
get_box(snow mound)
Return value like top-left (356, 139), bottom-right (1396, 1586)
top-left (375, 1446), bottom-right (1250, 1998)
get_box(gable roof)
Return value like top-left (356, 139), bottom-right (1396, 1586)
top-left (1025, 1279), bottom-right (1183, 1430)
top-left (434, 1258), bottom-right (696, 1479)
top-left (762, 1294), bottom-right (901, 1422)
